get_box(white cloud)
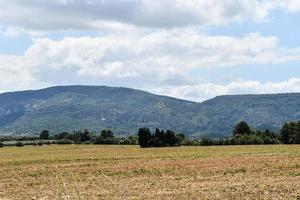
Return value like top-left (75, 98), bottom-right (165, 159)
top-left (0, 55), bottom-right (42, 93)
top-left (263, 0), bottom-right (300, 13)
top-left (284, 0), bottom-right (300, 13)
top-left (0, 0), bottom-right (299, 101)
top-left (0, 0), bottom-right (271, 31)
top-left (154, 78), bottom-right (300, 101)
top-left (0, 0), bottom-right (299, 35)
top-left (0, 30), bottom-right (300, 100)
top-left (23, 31), bottom-right (300, 74)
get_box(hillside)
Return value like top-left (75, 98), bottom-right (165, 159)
top-left (0, 86), bottom-right (299, 136)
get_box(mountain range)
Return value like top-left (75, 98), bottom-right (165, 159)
top-left (0, 86), bottom-right (299, 137)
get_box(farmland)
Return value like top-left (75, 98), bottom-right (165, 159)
top-left (0, 145), bottom-right (299, 199)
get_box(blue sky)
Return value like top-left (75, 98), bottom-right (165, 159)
top-left (0, 0), bottom-right (299, 101)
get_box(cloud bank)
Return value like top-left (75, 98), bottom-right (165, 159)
top-left (0, 30), bottom-right (300, 101)
top-left (0, 0), bottom-right (299, 101)
top-left (155, 78), bottom-right (300, 101)
top-left (0, 0), bottom-right (299, 31)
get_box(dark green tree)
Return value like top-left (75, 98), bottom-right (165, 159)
top-left (165, 130), bottom-right (178, 146)
top-left (81, 129), bottom-right (92, 142)
top-left (153, 128), bottom-right (165, 147)
top-left (280, 121), bottom-right (300, 144)
top-left (280, 122), bottom-right (293, 144)
top-left (93, 129), bottom-right (116, 144)
top-left (70, 129), bottom-right (93, 144)
top-left (138, 128), bottom-right (152, 148)
top-left (39, 130), bottom-right (49, 140)
top-left (101, 129), bottom-right (114, 138)
top-left (233, 121), bottom-right (252, 136)
top-left (57, 132), bottom-right (70, 140)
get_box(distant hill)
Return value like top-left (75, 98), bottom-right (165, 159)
top-left (0, 86), bottom-right (299, 136)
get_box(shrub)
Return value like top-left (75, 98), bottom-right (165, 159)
top-left (56, 132), bottom-right (70, 140)
top-left (37, 141), bottom-right (43, 146)
top-left (94, 137), bottom-right (118, 145)
top-left (127, 135), bottom-right (138, 145)
top-left (181, 139), bottom-right (200, 146)
top-left (119, 139), bottom-right (131, 145)
top-left (200, 138), bottom-right (214, 146)
top-left (55, 139), bottom-right (74, 145)
top-left (82, 141), bottom-right (91, 145)
top-left (16, 142), bottom-right (24, 147)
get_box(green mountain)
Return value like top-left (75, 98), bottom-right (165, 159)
top-left (0, 86), bottom-right (299, 136)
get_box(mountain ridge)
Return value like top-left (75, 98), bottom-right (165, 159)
top-left (0, 85), bottom-right (299, 136)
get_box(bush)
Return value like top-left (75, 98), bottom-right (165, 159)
top-left (16, 136), bottom-right (39, 141)
top-left (247, 135), bottom-right (263, 145)
top-left (82, 141), bottom-right (91, 145)
top-left (16, 142), bottom-right (24, 147)
top-left (127, 136), bottom-right (138, 145)
top-left (37, 141), bottom-right (43, 146)
top-left (45, 141), bottom-right (51, 145)
top-left (0, 142), bottom-right (4, 148)
top-left (181, 139), bottom-right (200, 146)
top-left (56, 132), bottom-right (70, 140)
top-left (94, 137), bottom-right (118, 145)
top-left (200, 138), bottom-right (214, 146)
top-left (55, 139), bottom-right (74, 145)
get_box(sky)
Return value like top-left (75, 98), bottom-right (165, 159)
top-left (0, 0), bottom-right (300, 102)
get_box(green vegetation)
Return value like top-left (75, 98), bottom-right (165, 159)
top-left (52, 129), bottom-right (138, 145)
top-left (175, 121), bottom-right (299, 146)
top-left (0, 120), bottom-right (299, 148)
top-left (16, 141), bottom-right (24, 147)
top-left (225, 121), bottom-right (280, 145)
top-left (138, 128), bottom-right (183, 148)
top-left (280, 121), bottom-right (300, 144)
top-left (39, 130), bottom-right (49, 140)
top-left (55, 139), bottom-right (73, 145)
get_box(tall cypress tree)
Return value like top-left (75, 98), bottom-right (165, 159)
top-left (138, 128), bottom-right (152, 148)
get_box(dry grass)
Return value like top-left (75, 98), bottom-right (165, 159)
top-left (0, 145), bottom-right (299, 199)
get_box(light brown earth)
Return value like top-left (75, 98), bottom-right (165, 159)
top-left (0, 145), bottom-right (299, 200)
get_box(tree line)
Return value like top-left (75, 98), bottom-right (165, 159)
top-left (228, 120), bottom-right (299, 145)
top-left (0, 129), bottom-right (138, 147)
top-left (182, 121), bottom-right (300, 146)
top-left (0, 120), bottom-right (299, 148)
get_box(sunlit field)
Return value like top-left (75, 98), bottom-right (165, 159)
top-left (0, 145), bottom-right (299, 199)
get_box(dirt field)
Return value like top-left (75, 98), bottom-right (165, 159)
top-left (0, 145), bottom-right (299, 200)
